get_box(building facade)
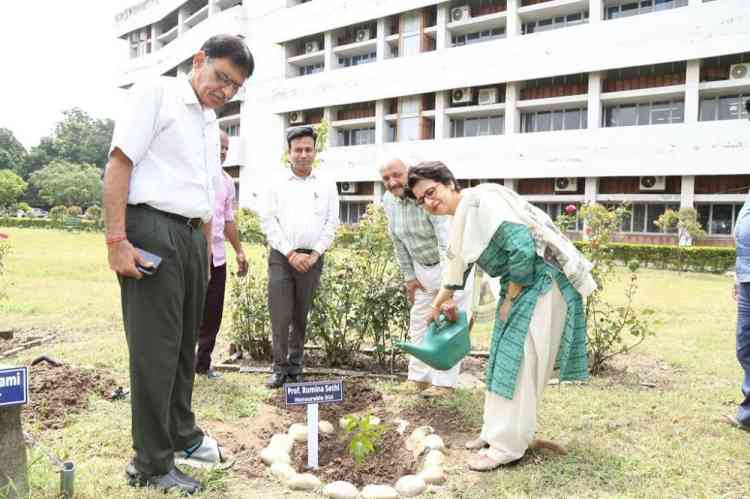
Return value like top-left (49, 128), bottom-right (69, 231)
top-left (115, 0), bottom-right (750, 245)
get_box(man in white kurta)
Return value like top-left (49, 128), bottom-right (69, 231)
top-left (380, 159), bottom-right (473, 393)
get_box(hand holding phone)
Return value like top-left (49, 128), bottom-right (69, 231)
top-left (134, 248), bottom-right (162, 276)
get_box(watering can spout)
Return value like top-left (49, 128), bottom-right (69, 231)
top-left (396, 311), bottom-right (471, 371)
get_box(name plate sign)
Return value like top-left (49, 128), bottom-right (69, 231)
top-left (0, 367), bottom-right (29, 407)
top-left (285, 380), bottom-right (344, 406)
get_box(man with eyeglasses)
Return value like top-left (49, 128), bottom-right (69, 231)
top-left (724, 97), bottom-right (750, 433)
top-left (379, 158), bottom-right (474, 397)
top-left (259, 126), bottom-right (339, 389)
top-left (103, 34), bottom-right (253, 494)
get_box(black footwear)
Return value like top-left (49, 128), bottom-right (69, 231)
top-left (126, 462), bottom-right (203, 495)
top-left (287, 373), bottom-right (304, 383)
top-left (266, 372), bottom-right (286, 388)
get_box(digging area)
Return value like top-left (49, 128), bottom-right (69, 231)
top-left (23, 362), bottom-right (118, 430)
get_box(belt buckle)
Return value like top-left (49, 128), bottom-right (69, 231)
top-left (187, 218), bottom-right (201, 229)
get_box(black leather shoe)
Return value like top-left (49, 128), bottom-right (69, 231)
top-left (287, 373), bottom-right (304, 383)
top-left (126, 462), bottom-right (203, 495)
top-left (266, 372), bottom-right (286, 388)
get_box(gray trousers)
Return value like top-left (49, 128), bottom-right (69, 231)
top-left (119, 205), bottom-right (208, 476)
top-left (267, 249), bottom-right (323, 375)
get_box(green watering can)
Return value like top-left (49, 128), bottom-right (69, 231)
top-left (397, 311), bottom-right (471, 371)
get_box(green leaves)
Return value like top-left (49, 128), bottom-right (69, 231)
top-left (342, 413), bottom-right (385, 466)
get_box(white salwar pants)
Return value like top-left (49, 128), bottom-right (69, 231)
top-left (407, 261), bottom-right (474, 388)
top-left (480, 279), bottom-right (567, 463)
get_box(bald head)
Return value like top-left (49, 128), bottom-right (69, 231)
top-left (380, 158), bottom-right (408, 199)
top-left (219, 130), bottom-right (229, 164)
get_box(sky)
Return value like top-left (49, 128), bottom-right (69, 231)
top-left (0, 1), bottom-right (132, 149)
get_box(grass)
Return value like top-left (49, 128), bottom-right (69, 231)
top-left (1, 227), bottom-right (749, 498)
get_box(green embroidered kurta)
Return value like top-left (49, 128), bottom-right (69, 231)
top-left (474, 222), bottom-right (588, 399)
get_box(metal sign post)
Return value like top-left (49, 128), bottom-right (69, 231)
top-left (285, 379), bottom-right (344, 470)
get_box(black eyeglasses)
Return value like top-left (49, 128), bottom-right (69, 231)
top-left (415, 185), bottom-right (439, 206)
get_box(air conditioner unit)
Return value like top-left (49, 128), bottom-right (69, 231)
top-left (451, 5), bottom-right (471, 22)
top-left (730, 63), bottom-right (750, 80)
top-left (355, 28), bottom-right (371, 42)
top-left (554, 177), bottom-right (578, 193)
top-left (340, 182), bottom-right (358, 194)
top-left (288, 111), bottom-right (305, 125)
top-left (304, 40), bottom-right (320, 53)
top-left (451, 87), bottom-right (473, 105)
top-left (639, 176), bottom-right (666, 191)
top-left (478, 88), bottom-right (498, 105)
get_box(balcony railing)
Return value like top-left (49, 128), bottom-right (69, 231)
top-left (603, 73), bottom-right (685, 92)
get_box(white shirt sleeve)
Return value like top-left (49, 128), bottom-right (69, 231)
top-left (108, 79), bottom-right (164, 166)
top-left (259, 180), bottom-right (293, 256)
top-left (313, 180), bottom-right (340, 255)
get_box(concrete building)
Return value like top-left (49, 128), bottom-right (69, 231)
top-left (115, 0), bottom-right (750, 245)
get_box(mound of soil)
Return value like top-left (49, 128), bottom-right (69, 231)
top-left (266, 377), bottom-right (385, 422)
top-left (23, 363), bottom-right (118, 430)
top-left (293, 424), bottom-right (417, 488)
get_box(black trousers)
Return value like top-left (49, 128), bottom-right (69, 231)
top-left (267, 249), bottom-right (323, 375)
top-left (119, 205), bottom-right (207, 476)
top-left (196, 262), bottom-right (227, 373)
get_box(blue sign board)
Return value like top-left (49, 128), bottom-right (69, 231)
top-left (0, 367), bottom-right (28, 407)
top-left (285, 379), bottom-right (344, 406)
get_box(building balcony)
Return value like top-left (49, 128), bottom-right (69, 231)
top-left (447, 10), bottom-right (507, 37)
top-left (600, 83), bottom-right (686, 105)
top-left (333, 38), bottom-right (377, 58)
top-left (184, 4), bottom-right (209, 29)
top-left (519, 0), bottom-right (588, 19)
top-left (445, 102), bottom-right (506, 118)
top-left (602, 73), bottom-right (685, 93)
top-left (287, 50), bottom-right (325, 67)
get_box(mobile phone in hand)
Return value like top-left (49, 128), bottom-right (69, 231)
top-left (134, 248), bottom-right (162, 276)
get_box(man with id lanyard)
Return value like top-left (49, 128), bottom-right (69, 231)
top-left (103, 35), bottom-right (253, 494)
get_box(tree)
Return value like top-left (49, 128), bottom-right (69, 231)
top-left (0, 128), bottom-right (27, 175)
top-left (0, 169), bottom-right (27, 209)
top-left (29, 161), bottom-right (102, 208)
top-left (19, 137), bottom-right (56, 180)
top-left (655, 208), bottom-right (706, 246)
top-left (51, 108), bottom-right (114, 169)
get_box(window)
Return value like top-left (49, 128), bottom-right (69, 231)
top-left (521, 108), bottom-right (587, 133)
top-left (339, 201), bottom-right (369, 224)
top-left (337, 127), bottom-right (375, 146)
top-left (451, 115), bottom-right (504, 137)
top-left (605, 0), bottom-right (687, 19)
top-left (398, 96), bottom-right (421, 142)
top-left (299, 63), bottom-right (323, 76)
top-left (223, 124), bottom-right (240, 137)
top-left (696, 203), bottom-right (745, 236)
top-left (616, 203), bottom-right (679, 233)
top-left (531, 203), bottom-right (583, 231)
top-left (401, 11), bottom-right (421, 56)
top-left (604, 101), bottom-right (684, 127)
top-left (451, 27), bottom-right (504, 47)
top-left (523, 11), bottom-right (588, 35)
top-left (129, 27), bottom-right (151, 58)
top-left (699, 94), bottom-right (750, 121)
top-left (338, 52), bottom-right (377, 68)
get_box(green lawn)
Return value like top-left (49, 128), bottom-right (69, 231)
top-left (1, 228), bottom-right (748, 498)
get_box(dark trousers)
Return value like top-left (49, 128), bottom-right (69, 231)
top-left (736, 282), bottom-right (750, 425)
top-left (119, 205), bottom-right (208, 476)
top-left (267, 249), bottom-right (323, 376)
top-left (196, 262), bottom-right (227, 373)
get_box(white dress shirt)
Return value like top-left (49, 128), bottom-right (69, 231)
top-left (259, 169), bottom-right (339, 256)
top-left (109, 76), bottom-right (221, 222)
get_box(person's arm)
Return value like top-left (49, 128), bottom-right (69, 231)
top-left (429, 213), bottom-right (450, 263)
top-left (258, 183), bottom-right (293, 257)
top-left (202, 219), bottom-right (212, 271)
top-left (311, 180), bottom-right (340, 258)
top-left (103, 148), bottom-right (148, 278)
top-left (224, 221), bottom-right (247, 276)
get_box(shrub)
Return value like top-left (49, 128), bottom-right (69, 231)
top-left (342, 413), bottom-right (386, 466)
top-left (228, 249), bottom-right (273, 361)
top-left (0, 217), bottom-right (99, 232)
top-left (49, 206), bottom-right (66, 222)
top-left (236, 208), bottom-right (266, 245)
top-left (66, 206), bottom-right (83, 217)
top-left (558, 203), bottom-right (657, 374)
top-left (15, 202), bottom-right (31, 213)
top-left (655, 207), bottom-right (706, 246)
top-left (0, 237), bottom-right (8, 303)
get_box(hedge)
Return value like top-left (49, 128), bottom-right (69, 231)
top-left (0, 217), bottom-right (101, 232)
top-left (574, 241), bottom-right (735, 274)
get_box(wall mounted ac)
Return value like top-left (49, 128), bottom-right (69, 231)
top-left (639, 176), bottom-right (666, 191)
top-left (451, 5), bottom-right (471, 22)
top-left (730, 63), bottom-right (750, 80)
top-left (478, 88), bottom-right (498, 105)
top-left (288, 111), bottom-right (305, 125)
top-left (451, 87), bottom-right (473, 105)
top-left (355, 28), bottom-right (371, 42)
top-left (340, 182), bottom-right (358, 194)
top-left (554, 177), bottom-right (578, 193)
top-left (304, 40), bottom-right (320, 53)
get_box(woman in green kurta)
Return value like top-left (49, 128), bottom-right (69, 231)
top-left (407, 162), bottom-right (596, 472)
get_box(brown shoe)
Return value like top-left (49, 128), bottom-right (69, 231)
top-left (468, 453), bottom-right (503, 472)
top-left (421, 386), bottom-right (453, 398)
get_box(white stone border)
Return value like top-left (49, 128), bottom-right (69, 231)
top-left (259, 416), bottom-right (449, 498)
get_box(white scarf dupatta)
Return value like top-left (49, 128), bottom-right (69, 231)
top-left (443, 184), bottom-right (597, 298)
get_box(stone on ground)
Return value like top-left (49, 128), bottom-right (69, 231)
top-left (260, 446), bottom-right (291, 466)
top-left (269, 462), bottom-right (296, 483)
top-left (288, 423), bottom-right (308, 442)
top-left (395, 475), bottom-right (427, 497)
top-left (422, 434), bottom-right (445, 451)
top-left (319, 420), bottom-right (335, 434)
top-left (268, 433), bottom-right (294, 453)
top-left (361, 484), bottom-right (400, 499)
top-left (288, 473), bottom-right (321, 491)
top-left (322, 481), bottom-right (360, 499)
top-left (418, 466), bottom-right (446, 485)
top-left (423, 449), bottom-right (445, 468)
